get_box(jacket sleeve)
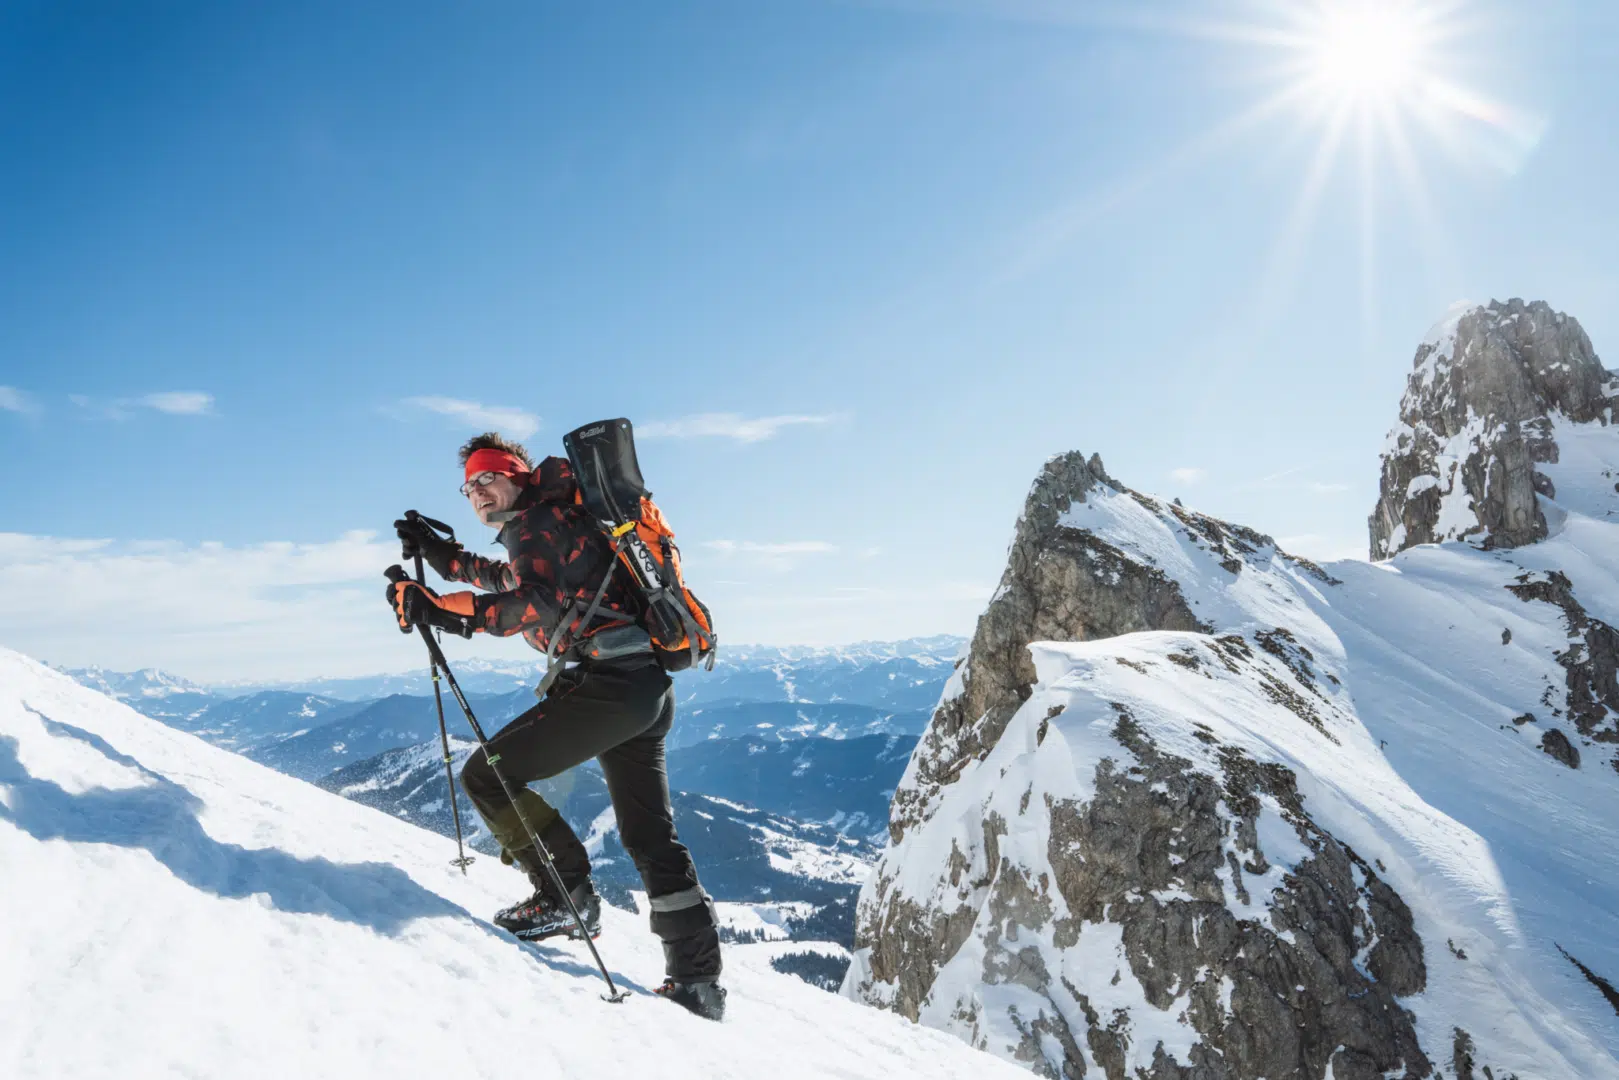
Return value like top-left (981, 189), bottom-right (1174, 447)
top-left (469, 546), bottom-right (564, 638)
top-left (439, 549), bottom-right (517, 593)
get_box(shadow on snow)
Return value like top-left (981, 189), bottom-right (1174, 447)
top-left (0, 706), bottom-right (655, 993)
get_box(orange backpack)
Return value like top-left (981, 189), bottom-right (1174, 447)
top-left (605, 496), bottom-right (716, 671)
top-left (564, 419), bottom-right (717, 673)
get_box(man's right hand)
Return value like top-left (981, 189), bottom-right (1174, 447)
top-left (396, 515), bottom-right (462, 572)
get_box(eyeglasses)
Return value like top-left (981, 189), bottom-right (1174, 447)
top-left (460, 471), bottom-right (502, 497)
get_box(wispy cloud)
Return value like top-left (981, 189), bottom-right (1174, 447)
top-left (70, 391), bottom-right (216, 419)
top-left (1236, 463), bottom-right (1356, 495)
top-left (395, 396), bottom-right (540, 440)
top-left (139, 391), bottom-right (214, 415)
top-left (398, 397), bottom-right (540, 440)
top-left (638, 413), bottom-right (836, 444)
top-left (0, 386), bottom-right (38, 414)
top-left (702, 539), bottom-right (837, 572)
top-left (0, 529), bottom-right (433, 682)
top-left (1170, 467), bottom-right (1206, 485)
top-left (705, 540), bottom-right (836, 556)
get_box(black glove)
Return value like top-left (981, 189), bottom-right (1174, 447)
top-left (395, 514), bottom-right (462, 575)
top-left (386, 579), bottom-right (476, 638)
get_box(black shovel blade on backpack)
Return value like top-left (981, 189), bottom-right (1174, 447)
top-left (564, 418), bottom-right (648, 525)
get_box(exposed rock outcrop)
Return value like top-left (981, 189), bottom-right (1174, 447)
top-left (892, 453), bottom-right (1210, 847)
top-left (851, 455), bottom-right (1438, 1078)
top-left (848, 303), bottom-right (1619, 1079)
top-left (1369, 299), bottom-right (1618, 560)
top-left (1506, 569), bottom-right (1619, 746)
top-left (893, 452), bottom-right (1333, 850)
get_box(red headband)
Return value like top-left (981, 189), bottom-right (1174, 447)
top-left (464, 448), bottom-right (529, 482)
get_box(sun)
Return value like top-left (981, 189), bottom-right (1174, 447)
top-left (1307, 3), bottom-right (1427, 103)
top-left (1024, 1), bottom-right (1544, 337)
top-left (1150, 0), bottom-right (1545, 336)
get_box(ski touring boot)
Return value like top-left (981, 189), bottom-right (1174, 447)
top-left (493, 881), bottom-right (602, 943)
top-left (655, 978), bottom-right (727, 1021)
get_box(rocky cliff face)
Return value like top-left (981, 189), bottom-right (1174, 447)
top-left (845, 305), bottom-right (1619, 1079)
top-left (1369, 298), bottom-right (1619, 560)
top-left (853, 460), bottom-right (1437, 1080)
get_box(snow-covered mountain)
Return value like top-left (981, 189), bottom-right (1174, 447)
top-left (163, 691), bottom-right (367, 753)
top-left (689, 637), bottom-right (963, 712)
top-left (846, 301), bottom-right (1619, 1078)
top-left (57, 664), bottom-right (216, 726)
top-left (60, 664), bottom-right (208, 699)
top-left (0, 648), bottom-right (1029, 1080)
top-left (214, 636), bottom-right (965, 707)
top-left (217, 655), bottom-right (551, 701)
top-left (246, 689), bottom-right (532, 780)
top-left (76, 641), bottom-right (956, 760)
top-left (1372, 298), bottom-right (1619, 557)
top-left (669, 700), bottom-right (932, 749)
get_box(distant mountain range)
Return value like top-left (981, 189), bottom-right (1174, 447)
top-left (65, 638), bottom-right (959, 770)
top-left (246, 690), bottom-right (533, 780)
top-left (317, 730), bottom-right (917, 846)
top-left (199, 635), bottom-right (964, 704)
top-left (63, 638), bottom-right (956, 947)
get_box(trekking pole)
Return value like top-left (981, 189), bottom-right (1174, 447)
top-left (385, 562), bottom-right (629, 1004)
top-left (401, 517), bottom-right (476, 875)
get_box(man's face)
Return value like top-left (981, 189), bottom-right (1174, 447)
top-left (467, 473), bottom-right (523, 526)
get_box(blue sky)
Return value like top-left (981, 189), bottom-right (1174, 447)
top-left (2, 0), bottom-right (1616, 681)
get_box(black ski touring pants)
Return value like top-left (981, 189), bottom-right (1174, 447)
top-left (459, 656), bottom-right (721, 981)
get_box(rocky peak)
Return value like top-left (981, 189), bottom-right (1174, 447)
top-left (896, 451), bottom-right (1299, 847)
top-left (1369, 298), bottom-right (1618, 559)
top-left (849, 434), bottom-right (1619, 1077)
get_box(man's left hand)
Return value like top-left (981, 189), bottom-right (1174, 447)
top-left (388, 580), bottom-right (478, 638)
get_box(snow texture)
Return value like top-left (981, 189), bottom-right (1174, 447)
top-left (850, 462), bottom-right (1619, 1078)
top-left (0, 651), bottom-right (1027, 1080)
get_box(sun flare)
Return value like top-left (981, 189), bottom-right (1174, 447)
top-left (1029, 1), bottom-right (1546, 338)
top-left (1309, 3), bottom-right (1426, 102)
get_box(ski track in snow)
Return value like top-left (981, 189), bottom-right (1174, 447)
top-left (0, 654), bottom-right (1027, 1080)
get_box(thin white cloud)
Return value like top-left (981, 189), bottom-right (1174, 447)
top-left (400, 396), bottom-right (540, 440)
top-left (701, 539), bottom-right (836, 572)
top-left (705, 540), bottom-right (836, 556)
top-left (0, 386), bottom-right (37, 413)
top-left (139, 392), bottom-right (214, 415)
top-left (1244, 466), bottom-right (1306, 488)
top-left (638, 413), bottom-right (835, 444)
top-left (0, 530), bottom-right (445, 682)
top-left (68, 391), bottom-right (216, 419)
top-left (1170, 467), bottom-right (1206, 485)
top-left (0, 527), bottom-right (986, 680)
top-left (1236, 465), bottom-right (1355, 494)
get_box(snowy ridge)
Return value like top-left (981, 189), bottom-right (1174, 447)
top-left (59, 664), bottom-right (208, 699)
top-left (849, 456), bottom-right (1619, 1078)
top-left (0, 649), bottom-right (1025, 1080)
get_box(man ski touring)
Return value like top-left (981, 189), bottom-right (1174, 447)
top-left (388, 431), bottom-right (725, 1020)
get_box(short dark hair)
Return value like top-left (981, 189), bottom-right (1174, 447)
top-left (458, 432), bottom-right (534, 469)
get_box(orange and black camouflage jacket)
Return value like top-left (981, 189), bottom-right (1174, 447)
top-left (426, 457), bottom-right (638, 655)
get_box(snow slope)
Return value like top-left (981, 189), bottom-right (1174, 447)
top-left (850, 469), bottom-right (1619, 1077)
top-left (0, 649), bottom-right (1026, 1080)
